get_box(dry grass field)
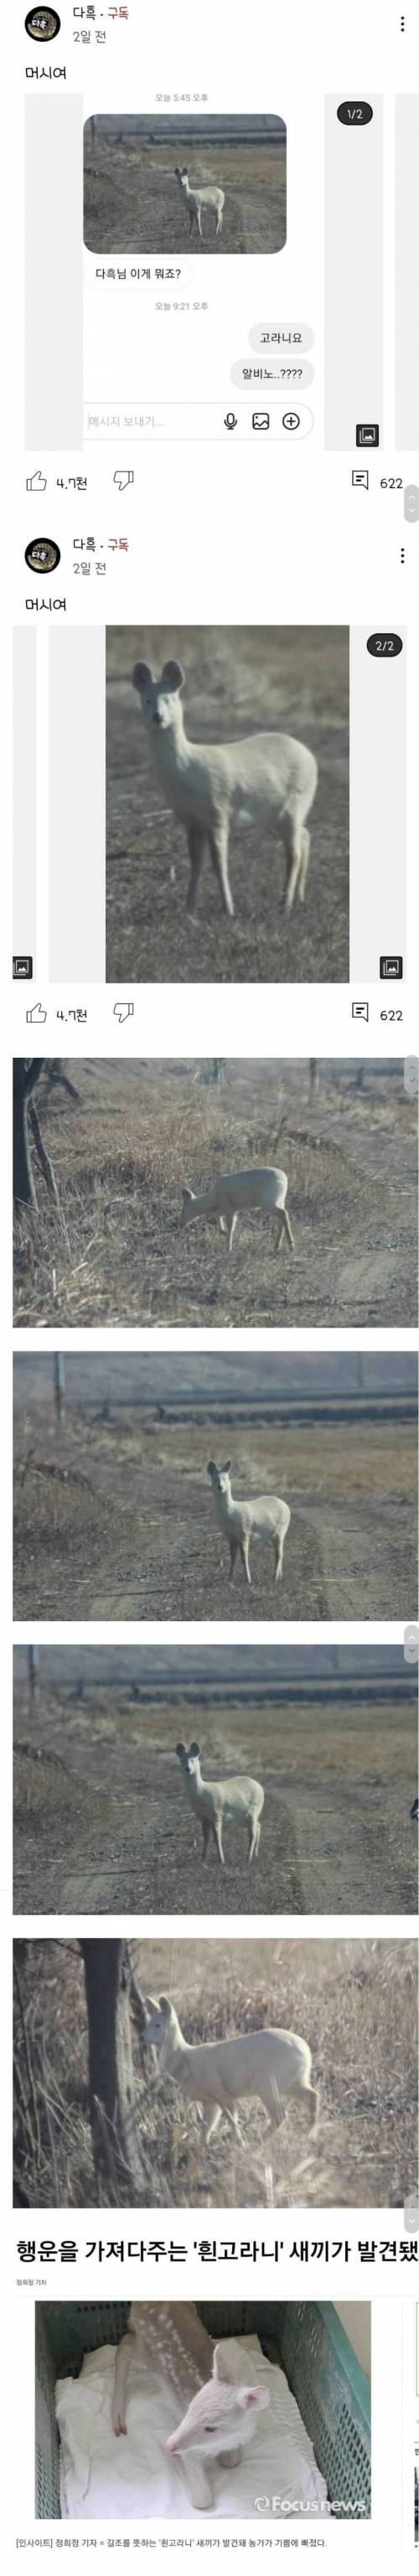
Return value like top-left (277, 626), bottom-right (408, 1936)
top-left (13, 1353), bottom-right (417, 1624)
top-left (106, 627), bottom-right (349, 984)
top-left (84, 119), bottom-right (287, 257)
top-left (13, 1646), bottom-right (418, 1917)
top-left (13, 1059), bottom-right (417, 1332)
top-left (13, 1936), bottom-right (417, 2210)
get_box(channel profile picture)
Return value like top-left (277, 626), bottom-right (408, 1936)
top-left (25, 9), bottom-right (60, 39)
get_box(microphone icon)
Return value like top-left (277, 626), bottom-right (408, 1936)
top-left (224, 411), bottom-right (238, 430)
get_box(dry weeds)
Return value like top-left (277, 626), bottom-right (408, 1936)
top-left (13, 1937), bottom-right (417, 2211)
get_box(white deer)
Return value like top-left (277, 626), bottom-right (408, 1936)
top-left (207, 1457), bottom-right (291, 1585)
top-left (180, 1164), bottom-right (294, 1255)
top-left (132, 659), bottom-right (318, 920)
top-left (142, 1995), bottom-right (319, 2148)
top-left (175, 1738), bottom-right (264, 1863)
top-left (175, 165), bottom-right (225, 238)
top-left (112, 2300), bottom-right (269, 2510)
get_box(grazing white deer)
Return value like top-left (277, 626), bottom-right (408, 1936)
top-left (175, 1738), bottom-right (264, 1863)
top-left (142, 1996), bottom-right (319, 2147)
top-left (132, 659), bottom-right (318, 920)
top-left (112, 2300), bottom-right (269, 2509)
top-left (207, 1458), bottom-right (291, 1585)
top-left (175, 165), bottom-right (225, 238)
top-left (180, 1165), bottom-right (295, 1255)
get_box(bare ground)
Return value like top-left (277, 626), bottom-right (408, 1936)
top-left (13, 1059), bottom-right (418, 1331)
top-left (106, 627), bottom-right (349, 983)
top-left (13, 1936), bottom-right (417, 2210)
top-left (13, 1682), bottom-right (418, 1918)
top-left (13, 1388), bottom-right (417, 1623)
top-left (84, 133), bottom-right (287, 258)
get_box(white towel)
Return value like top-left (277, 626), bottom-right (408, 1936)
top-left (55, 2331), bottom-right (330, 2521)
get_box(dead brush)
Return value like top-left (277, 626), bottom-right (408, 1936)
top-left (13, 1934), bottom-right (417, 2212)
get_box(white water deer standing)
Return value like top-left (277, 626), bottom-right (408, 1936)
top-left (142, 1994), bottom-right (319, 2150)
top-left (132, 659), bottom-right (318, 921)
top-left (180, 1164), bottom-right (295, 1255)
top-left (175, 166), bottom-right (225, 238)
top-left (112, 2300), bottom-right (269, 2509)
top-left (175, 1738), bottom-right (264, 1862)
top-left (207, 1457), bottom-right (291, 1585)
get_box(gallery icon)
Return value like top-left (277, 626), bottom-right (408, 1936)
top-left (13, 956), bottom-right (33, 980)
top-left (380, 956), bottom-right (403, 980)
top-left (25, 537), bottom-right (60, 574)
top-left (25, 8), bottom-right (60, 36)
top-left (252, 411), bottom-right (270, 430)
top-left (356, 423), bottom-right (379, 447)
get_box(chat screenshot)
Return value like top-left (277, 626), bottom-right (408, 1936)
top-left (3, 3), bottom-right (419, 2569)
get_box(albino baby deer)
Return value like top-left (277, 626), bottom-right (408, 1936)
top-left (175, 166), bottom-right (225, 238)
top-left (180, 1164), bottom-right (295, 1255)
top-left (132, 659), bottom-right (318, 921)
top-left (207, 1457), bottom-right (291, 1585)
top-left (112, 2300), bottom-right (269, 2510)
top-left (175, 1738), bottom-right (264, 1862)
top-left (143, 1995), bottom-right (319, 2149)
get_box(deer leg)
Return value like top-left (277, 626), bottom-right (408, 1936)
top-left (197, 208), bottom-right (203, 237)
top-left (202, 2102), bottom-right (223, 2143)
top-left (186, 825), bottom-right (207, 915)
top-left (241, 1537), bottom-right (251, 1585)
top-left (220, 1214), bottom-right (228, 1235)
top-left (201, 1821), bottom-right (211, 1862)
top-left (303, 2081), bottom-right (320, 2134)
top-left (276, 1213), bottom-right (286, 1254)
top-left (208, 822), bottom-right (234, 918)
top-left (282, 806), bottom-right (305, 914)
top-left (227, 1209), bottom-right (238, 1253)
top-left (212, 1818), bottom-right (225, 1864)
top-left (282, 1208), bottom-right (295, 1252)
top-left (229, 1539), bottom-right (238, 1581)
top-left (292, 2077), bottom-right (319, 2136)
top-left (274, 1533), bottom-right (285, 1582)
top-left (298, 825), bottom-right (311, 901)
top-left (184, 2458), bottom-right (213, 2511)
top-left (112, 2330), bottom-right (136, 2435)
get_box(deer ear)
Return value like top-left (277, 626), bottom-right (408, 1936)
top-left (158, 1995), bottom-right (172, 2017)
top-left (222, 1460), bottom-right (232, 1474)
top-left (175, 1742), bottom-right (186, 1759)
top-left (238, 2387), bottom-right (270, 2414)
top-left (213, 2345), bottom-right (234, 2385)
top-left (189, 1741), bottom-right (200, 1759)
top-left (132, 661), bottom-right (152, 694)
top-left (161, 659), bottom-right (184, 693)
top-left (145, 1995), bottom-right (160, 2015)
top-left (207, 1461), bottom-right (217, 1481)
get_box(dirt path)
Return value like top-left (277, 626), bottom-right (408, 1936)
top-left (89, 1506), bottom-right (328, 1625)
